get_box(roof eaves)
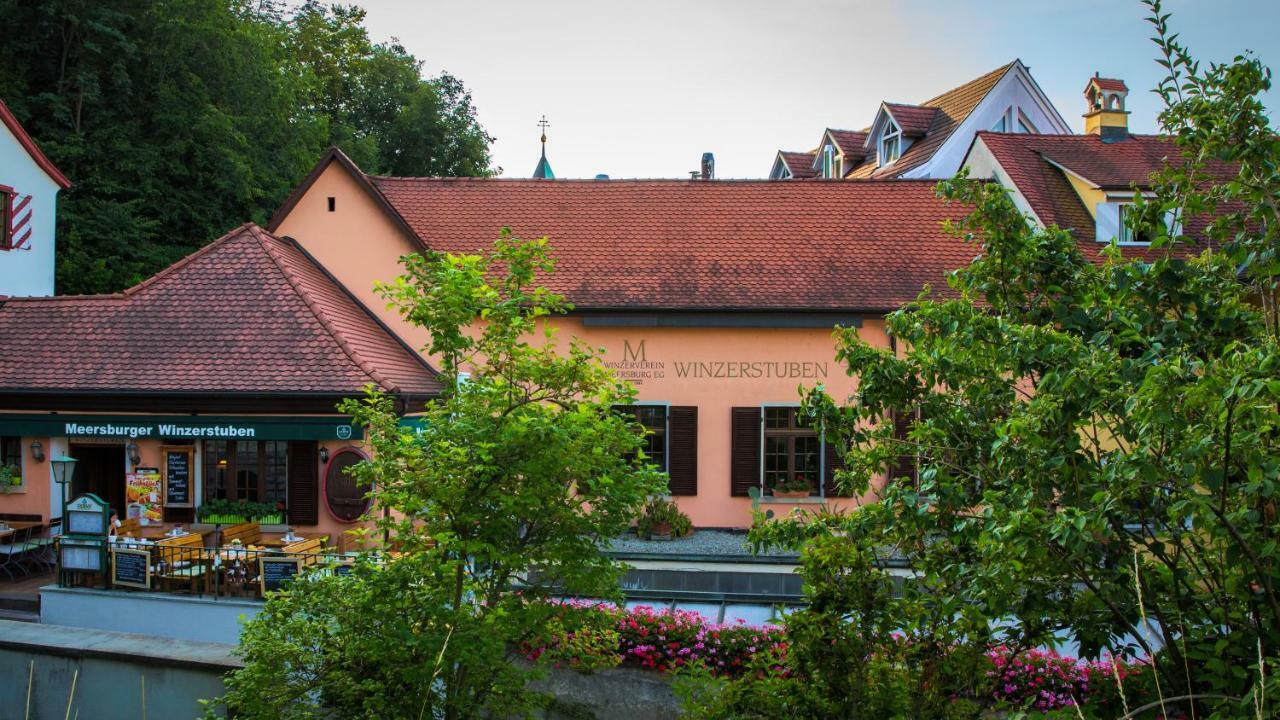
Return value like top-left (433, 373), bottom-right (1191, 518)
top-left (0, 99), bottom-right (71, 189)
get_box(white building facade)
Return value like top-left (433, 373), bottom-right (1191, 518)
top-left (0, 100), bottom-right (70, 297)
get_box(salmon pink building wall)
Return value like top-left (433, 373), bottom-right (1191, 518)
top-left (275, 162), bottom-right (895, 529)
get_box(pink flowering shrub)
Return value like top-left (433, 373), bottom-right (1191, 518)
top-left (525, 601), bottom-right (1150, 713)
top-left (524, 600), bottom-right (784, 678)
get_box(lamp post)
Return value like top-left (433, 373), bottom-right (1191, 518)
top-left (51, 454), bottom-right (78, 516)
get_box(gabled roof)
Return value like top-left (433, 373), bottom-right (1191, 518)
top-left (776, 151), bottom-right (817, 179)
top-left (0, 224), bottom-right (439, 397)
top-left (368, 177), bottom-right (977, 312)
top-left (0, 99), bottom-right (71, 189)
top-left (848, 61), bottom-right (1017, 179)
top-left (880, 104), bottom-right (939, 138)
top-left (825, 129), bottom-right (869, 156)
top-left (972, 132), bottom-right (1233, 247)
top-left (1086, 77), bottom-right (1128, 93)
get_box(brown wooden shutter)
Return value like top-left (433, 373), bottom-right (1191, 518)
top-left (287, 441), bottom-right (319, 525)
top-left (889, 409), bottom-right (918, 486)
top-left (666, 406), bottom-right (698, 496)
top-left (730, 407), bottom-right (761, 497)
top-left (824, 435), bottom-right (850, 497)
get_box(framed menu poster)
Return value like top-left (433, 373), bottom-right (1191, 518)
top-left (112, 547), bottom-right (151, 589)
top-left (162, 446), bottom-right (194, 508)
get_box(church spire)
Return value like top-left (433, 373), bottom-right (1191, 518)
top-left (532, 115), bottom-right (555, 179)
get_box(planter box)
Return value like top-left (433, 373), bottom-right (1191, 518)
top-left (770, 490), bottom-right (812, 499)
top-left (196, 513), bottom-right (284, 525)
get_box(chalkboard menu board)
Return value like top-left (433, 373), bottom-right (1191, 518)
top-left (112, 548), bottom-right (150, 589)
top-left (259, 557), bottom-right (303, 593)
top-left (162, 447), bottom-right (193, 508)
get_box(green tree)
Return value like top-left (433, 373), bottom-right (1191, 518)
top-left (729, 5), bottom-right (1280, 717)
top-left (212, 232), bottom-right (664, 719)
top-left (0, 0), bottom-right (493, 294)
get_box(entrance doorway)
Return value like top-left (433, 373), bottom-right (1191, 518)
top-left (69, 444), bottom-right (126, 519)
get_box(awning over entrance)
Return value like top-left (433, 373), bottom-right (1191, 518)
top-left (0, 414), bottom-right (361, 441)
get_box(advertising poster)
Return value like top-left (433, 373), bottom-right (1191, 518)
top-left (126, 467), bottom-right (163, 525)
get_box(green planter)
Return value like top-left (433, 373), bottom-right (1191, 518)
top-left (197, 512), bottom-right (284, 525)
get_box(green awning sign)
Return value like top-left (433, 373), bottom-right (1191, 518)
top-left (0, 414), bottom-right (362, 441)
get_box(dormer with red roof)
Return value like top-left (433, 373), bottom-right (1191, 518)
top-left (0, 99), bottom-right (71, 297)
top-left (769, 60), bottom-right (1071, 180)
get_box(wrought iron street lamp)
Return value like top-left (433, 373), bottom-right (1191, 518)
top-left (51, 454), bottom-right (78, 512)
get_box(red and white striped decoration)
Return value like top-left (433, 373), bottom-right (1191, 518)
top-left (7, 192), bottom-right (33, 250)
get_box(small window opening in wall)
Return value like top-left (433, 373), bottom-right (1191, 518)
top-left (327, 197), bottom-right (336, 212)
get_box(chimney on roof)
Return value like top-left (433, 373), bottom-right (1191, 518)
top-left (700, 152), bottom-right (715, 180)
top-left (1083, 73), bottom-right (1130, 142)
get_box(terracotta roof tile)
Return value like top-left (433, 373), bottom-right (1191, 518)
top-left (826, 129), bottom-right (869, 161)
top-left (0, 224), bottom-right (439, 396)
top-left (779, 151), bottom-right (817, 179)
top-left (371, 177), bottom-right (977, 312)
top-left (882, 104), bottom-right (939, 137)
top-left (1087, 77), bottom-right (1128, 93)
top-left (976, 132), bottom-right (1233, 254)
top-left (849, 61), bottom-right (1015, 179)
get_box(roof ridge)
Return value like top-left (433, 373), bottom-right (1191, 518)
top-left (249, 225), bottom-right (401, 394)
top-left (120, 222), bottom-right (259, 297)
top-left (370, 176), bottom-right (946, 184)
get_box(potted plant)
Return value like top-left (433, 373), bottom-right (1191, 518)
top-left (771, 475), bottom-right (812, 499)
top-left (0, 464), bottom-right (20, 492)
top-left (636, 497), bottom-right (693, 541)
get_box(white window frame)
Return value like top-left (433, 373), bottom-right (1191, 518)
top-left (1016, 109), bottom-right (1038, 134)
top-left (879, 118), bottom-right (901, 167)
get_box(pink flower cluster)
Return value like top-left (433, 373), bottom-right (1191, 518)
top-left (986, 646), bottom-right (1146, 712)
top-left (615, 604), bottom-right (786, 677)
top-left (525, 600), bottom-right (785, 678)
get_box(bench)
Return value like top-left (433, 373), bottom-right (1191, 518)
top-left (116, 517), bottom-right (142, 537)
top-left (155, 532), bottom-right (209, 593)
top-left (220, 522), bottom-right (261, 547)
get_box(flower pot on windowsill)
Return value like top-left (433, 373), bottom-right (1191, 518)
top-left (771, 489), bottom-right (812, 499)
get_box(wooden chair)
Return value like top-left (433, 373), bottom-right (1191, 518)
top-left (117, 517), bottom-right (142, 537)
top-left (220, 522), bottom-right (261, 547)
top-left (155, 532), bottom-right (209, 594)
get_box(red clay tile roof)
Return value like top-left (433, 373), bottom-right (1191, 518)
top-left (371, 177), bottom-right (977, 312)
top-left (826, 129), bottom-right (869, 159)
top-left (0, 99), bottom-right (71, 189)
top-left (1087, 77), bottom-right (1128, 93)
top-left (974, 132), bottom-right (1232, 250)
top-left (882, 104), bottom-right (939, 137)
top-left (847, 61), bottom-right (1016, 180)
top-left (0, 224), bottom-right (439, 396)
top-left (779, 151), bottom-right (817, 179)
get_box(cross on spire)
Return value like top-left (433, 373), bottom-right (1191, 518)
top-left (532, 114), bottom-right (555, 179)
top-left (538, 115), bottom-right (550, 145)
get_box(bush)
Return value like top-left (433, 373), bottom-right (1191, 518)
top-left (635, 497), bottom-right (693, 539)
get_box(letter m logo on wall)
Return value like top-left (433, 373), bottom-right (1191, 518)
top-left (1, 188), bottom-right (32, 251)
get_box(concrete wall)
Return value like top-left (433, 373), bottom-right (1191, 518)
top-left (0, 619), bottom-right (238, 719)
top-left (41, 586), bottom-right (260, 645)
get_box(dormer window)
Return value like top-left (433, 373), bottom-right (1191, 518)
top-left (821, 144), bottom-right (839, 179)
top-left (879, 119), bottom-right (901, 166)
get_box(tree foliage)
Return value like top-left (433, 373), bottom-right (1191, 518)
top-left (0, 0), bottom-right (493, 294)
top-left (212, 233), bottom-right (664, 719)
top-left (732, 4), bottom-right (1280, 717)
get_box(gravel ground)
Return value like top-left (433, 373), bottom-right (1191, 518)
top-left (605, 530), bottom-right (799, 559)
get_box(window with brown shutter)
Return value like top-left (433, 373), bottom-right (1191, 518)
top-left (324, 447), bottom-right (372, 522)
top-left (824, 437), bottom-right (850, 497)
top-left (667, 406), bottom-right (697, 495)
top-left (730, 407), bottom-right (761, 496)
top-left (890, 408), bottom-right (919, 486)
top-left (287, 441), bottom-right (318, 525)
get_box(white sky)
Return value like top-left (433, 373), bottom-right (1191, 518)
top-left (355, 0), bottom-right (1279, 179)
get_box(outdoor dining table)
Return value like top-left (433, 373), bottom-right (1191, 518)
top-left (0, 521), bottom-right (42, 540)
top-left (258, 532), bottom-right (317, 548)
